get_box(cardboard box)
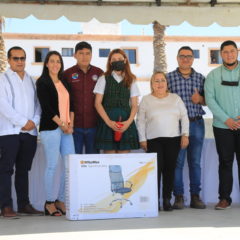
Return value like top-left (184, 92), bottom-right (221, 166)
top-left (65, 153), bottom-right (158, 220)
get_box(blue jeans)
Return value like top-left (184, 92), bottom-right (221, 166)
top-left (174, 118), bottom-right (205, 196)
top-left (40, 128), bottom-right (75, 202)
top-left (73, 127), bottom-right (98, 154)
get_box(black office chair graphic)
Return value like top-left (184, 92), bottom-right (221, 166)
top-left (109, 165), bottom-right (133, 208)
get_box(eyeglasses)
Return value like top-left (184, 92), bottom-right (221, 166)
top-left (178, 55), bottom-right (193, 60)
top-left (11, 57), bottom-right (26, 62)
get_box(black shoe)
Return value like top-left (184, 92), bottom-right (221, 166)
top-left (163, 199), bottom-right (173, 211)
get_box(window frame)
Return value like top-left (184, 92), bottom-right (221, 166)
top-left (193, 49), bottom-right (200, 59)
top-left (62, 47), bottom-right (74, 57)
top-left (122, 47), bottom-right (138, 65)
top-left (209, 48), bottom-right (222, 66)
top-left (99, 48), bottom-right (111, 58)
top-left (33, 46), bottom-right (50, 64)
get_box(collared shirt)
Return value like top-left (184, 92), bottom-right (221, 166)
top-left (0, 68), bottom-right (41, 136)
top-left (93, 71), bottom-right (140, 97)
top-left (63, 64), bottom-right (103, 128)
top-left (205, 63), bottom-right (240, 129)
top-left (167, 68), bottom-right (205, 118)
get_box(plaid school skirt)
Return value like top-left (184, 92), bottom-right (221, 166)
top-left (95, 107), bottom-right (139, 151)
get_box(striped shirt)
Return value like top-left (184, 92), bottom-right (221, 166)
top-left (167, 68), bottom-right (205, 118)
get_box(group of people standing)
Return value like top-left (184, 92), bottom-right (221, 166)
top-left (137, 46), bottom-right (206, 211)
top-left (0, 39), bottom-right (239, 217)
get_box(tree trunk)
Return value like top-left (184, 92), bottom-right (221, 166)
top-left (153, 21), bottom-right (167, 73)
top-left (0, 17), bottom-right (7, 73)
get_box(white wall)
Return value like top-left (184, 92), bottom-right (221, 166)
top-left (5, 37), bottom-right (226, 80)
top-left (4, 38), bottom-right (154, 80)
top-left (5, 36), bottom-right (220, 118)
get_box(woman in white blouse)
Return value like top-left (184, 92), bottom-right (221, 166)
top-left (137, 72), bottom-right (189, 211)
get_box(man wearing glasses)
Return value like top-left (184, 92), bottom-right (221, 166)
top-left (167, 46), bottom-right (206, 210)
top-left (205, 40), bottom-right (240, 210)
top-left (0, 46), bottom-right (42, 217)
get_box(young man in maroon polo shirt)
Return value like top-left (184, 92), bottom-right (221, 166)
top-left (63, 41), bottom-right (103, 154)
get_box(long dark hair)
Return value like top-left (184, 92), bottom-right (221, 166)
top-left (38, 51), bottom-right (64, 82)
top-left (105, 48), bottom-right (136, 89)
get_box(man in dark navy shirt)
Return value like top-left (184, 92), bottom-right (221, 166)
top-left (63, 41), bottom-right (103, 154)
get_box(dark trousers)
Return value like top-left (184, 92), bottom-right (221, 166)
top-left (0, 133), bottom-right (37, 209)
top-left (213, 127), bottom-right (240, 204)
top-left (147, 136), bottom-right (181, 201)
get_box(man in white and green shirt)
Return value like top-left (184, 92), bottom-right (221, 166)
top-left (205, 40), bottom-right (240, 210)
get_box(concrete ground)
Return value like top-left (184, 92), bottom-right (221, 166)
top-left (1, 204), bottom-right (240, 240)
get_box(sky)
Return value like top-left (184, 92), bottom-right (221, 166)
top-left (4, 15), bottom-right (240, 36)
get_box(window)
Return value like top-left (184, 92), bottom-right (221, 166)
top-left (193, 50), bottom-right (200, 59)
top-left (123, 49), bottom-right (137, 64)
top-left (62, 48), bottom-right (74, 57)
top-left (210, 49), bottom-right (222, 64)
top-left (35, 47), bottom-right (49, 63)
top-left (99, 48), bottom-right (110, 57)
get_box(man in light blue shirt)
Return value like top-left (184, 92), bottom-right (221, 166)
top-left (205, 40), bottom-right (240, 210)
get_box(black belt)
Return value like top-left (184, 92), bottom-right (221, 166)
top-left (189, 116), bottom-right (203, 122)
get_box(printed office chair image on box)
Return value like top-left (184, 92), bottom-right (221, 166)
top-left (109, 165), bottom-right (133, 208)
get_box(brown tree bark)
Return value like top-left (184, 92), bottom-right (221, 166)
top-left (0, 17), bottom-right (7, 73)
top-left (153, 21), bottom-right (167, 73)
